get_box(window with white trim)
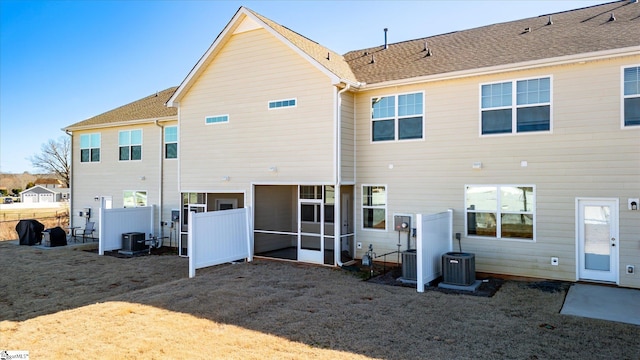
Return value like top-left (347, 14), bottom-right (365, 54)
top-left (164, 126), bottom-right (177, 159)
top-left (123, 190), bottom-right (147, 208)
top-left (465, 185), bottom-right (535, 240)
top-left (268, 98), bottom-right (296, 109)
top-left (79, 133), bottom-right (100, 162)
top-left (362, 185), bottom-right (386, 230)
top-left (205, 115), bottom-right (229, 124)
top-left (371, 92), bottom-right (423, 141)
top-left (623, 66), bottom-right (640, 127)
top-left (119, 129), bottom-right (142, 161)
top-left (481, 77), bottom-right (551, 135)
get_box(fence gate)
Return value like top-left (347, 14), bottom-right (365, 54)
top-left (188, 207), bottom-right (252, 278)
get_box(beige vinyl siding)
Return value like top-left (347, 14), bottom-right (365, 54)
top-left (341, 92), bottom-right (356, 183)
top-left (179, 27), bottom-right (335, 191)
top-left (71, 123), bottom-right (166, 235)
top-left (354, 56), bottom-right (640, 285)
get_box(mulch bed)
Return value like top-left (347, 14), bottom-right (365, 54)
top-left (83, 246), bottom-right (178, 258)
top-left (352, 264), bottom-right (504, 297)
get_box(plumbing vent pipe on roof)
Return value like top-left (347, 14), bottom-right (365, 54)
top-left (384, 28), bottom-right (388, 49)
top-left (370, 54), bottom-right (375, 64)
top-left (546, 15), bottom-right (553, 25)
top-left (609, 12), bottom-right (616, 21)
top-left (423, 41), bottom-right (432, 57)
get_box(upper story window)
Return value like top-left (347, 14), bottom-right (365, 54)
top-left (362, 185), bottom-right (386, 230)
top-left (371, 92), bottom-right (423, 142)
top-left (79, 133), bottom-right (100, 163)
top-left (205, 115), bottom-right (229, 124)
top-left (268, 98), bottom-right (296, 109)
top-left (465, 185), bottom-right (535, 241)
top-left (164, 126), bottom-right (177, 159)
top-left (623, 66), bottom-right (640, 127)
top-left (119, 130), bottom-right (142, 161)
top-left (481, 77), bottom-right (551, 135)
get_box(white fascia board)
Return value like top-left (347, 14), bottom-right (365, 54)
top-left (168, 7), bottom-right (344, 108)
top-left (63, 116), bottom-right (177, 132)
top-left (167, 8), bottom-right (247, 108)
top-left (244, 11), bottom-right (341, 85)
top-left (360, 46), bottom-right (640, 91)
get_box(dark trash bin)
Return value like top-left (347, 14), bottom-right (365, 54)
top-left (15, 219), bottom-right (45, 246)
top-left (43, 226), bottom-right (67, 247)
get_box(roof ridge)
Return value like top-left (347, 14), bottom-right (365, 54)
top-left (344, 0), bottom-right (633, 56)
top-left (345, 0), bottom-right (639, 84)
top-left (538, 0), bottom-right (627, 17)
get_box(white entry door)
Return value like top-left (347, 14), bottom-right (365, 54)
top-left (577, 198), bottom-right (619, 283)
top-left (298, 200), bottom-right (324, 264)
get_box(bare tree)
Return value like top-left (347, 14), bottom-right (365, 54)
top-left (29, 136), bottom-right (71, 187)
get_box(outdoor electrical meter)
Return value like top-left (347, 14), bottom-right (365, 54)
top-left (394, 215), bottom-right (411, 232)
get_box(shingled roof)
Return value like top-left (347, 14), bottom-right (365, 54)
top-left (65, 86), bottom-right (178, 130)
top-left (344, 0), bottom-right (640, 85)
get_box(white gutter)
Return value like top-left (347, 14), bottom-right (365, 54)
top-left (64, 115), bottom-right (176, 132)
top-left (154, 120), bottom-right (164, 240)
top-left (334, 83), bottom-right (350, 267)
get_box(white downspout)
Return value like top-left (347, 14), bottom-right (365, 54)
top-left (335, 84), bottom-right (350, 267)
top-left (65, 129), bottom-right (74, 229)
top-left (155, 120), bottom-right (164, 240)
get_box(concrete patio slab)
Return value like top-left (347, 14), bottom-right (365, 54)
top-left (560, 283), bottom-right (640, 326)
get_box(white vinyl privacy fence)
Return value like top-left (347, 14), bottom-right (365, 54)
top-left (98, 206), bottom-right (154, 255)
top-left (188, 208), bottom-right (252, 278)
top-left (416, 210), bottom-right (453, 293)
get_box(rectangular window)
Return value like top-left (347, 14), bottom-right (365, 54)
top-left (123, 190), bottom-right (147, 208)
top-left (481, 77), bottom-right (551, 135)
top-left (205, 115), bottom-right (229, 124)
top-left (372, 92), bottom-right (424, 141)
top-left (164, 126), bottom-right (178, 159)
top-left (79, 133), bottom-right (100, 162)
top-left (362, 185), bottom-right (386, 230)
top-left (465, 185), bottom-right (535, 240)
top-left (118, 130), bottom-right (142, 161)
top-left (623, 66), bottom-right (640, 127)
top-left (268, 98), bottom-right (296, 109)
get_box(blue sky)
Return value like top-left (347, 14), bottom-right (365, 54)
top-left (0, 0), bottom-right (607, 173)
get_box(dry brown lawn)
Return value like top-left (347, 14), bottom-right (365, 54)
top-left (1, 240), bottom-right (638, 359)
